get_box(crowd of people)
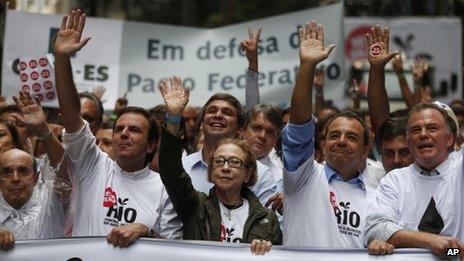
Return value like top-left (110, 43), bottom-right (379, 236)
top-left (0, 9), bottom-right (463, 257)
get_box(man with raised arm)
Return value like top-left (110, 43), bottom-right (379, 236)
top-left (365, 25), bottom-right (464, 258)
top-left (282, 20), bottom-right (380, 248)
top-left (365, 25), bottom-right (413, 175)
top-left (53, 10), bottom-right (182, 247)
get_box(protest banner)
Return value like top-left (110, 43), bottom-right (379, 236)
top-left (0, 237), bottom-right (438, 260)
top-left (2, 4), bottom-right (344, 108)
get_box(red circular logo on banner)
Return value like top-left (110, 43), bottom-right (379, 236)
top-left (44, 81), bottom-right (53, 90)
top-left (32, 83), bottom-right (41, 92)
top-left (39, 58), bottom-right (48, 67)
top-left (29, 60), bottom-right (38, 69)
top-left (30, 71), bottom-right (39, 80)
top-left (21, 85), bottom-right (30, 91)
top-left (19, 61), bottom-right (27, 71)
top-left (41, 69), bottom-right (50, 78)
top-left (20, 73), bottom-right (28, 82)
top-left (345, 26), bottom-right (372, 61)
top-left (46, 92), bottom-right (55, 100)
top-left (35, 94), bottom-right (44, 102)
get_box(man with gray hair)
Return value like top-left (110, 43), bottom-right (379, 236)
top-left (365, 102), bottom-right (464, 257)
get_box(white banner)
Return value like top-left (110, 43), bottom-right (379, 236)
top-left (344, 17), bottom-right (462, 103)
top-left (2, 4), bottom-right (345, 109)
top-left (0, 237), bottom-right (438, 260)
top-left (2, 10), bottom-right (123, 109)
top-left (119, 4), bottom-right (345, 108)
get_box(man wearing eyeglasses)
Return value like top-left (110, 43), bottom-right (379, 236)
top-left (0, 149), bottom-right (66, 249)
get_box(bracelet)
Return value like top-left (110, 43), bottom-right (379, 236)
top-left (165, 113), bottom-right (182, 124)
top-left (37, 130), bottom-right (53, 142)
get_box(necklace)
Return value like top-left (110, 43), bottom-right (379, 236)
top-left (222, 201), bottom-right (243, 221)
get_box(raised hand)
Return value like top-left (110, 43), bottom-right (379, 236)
top-left (412, 58), bottom-right (429, 86)
top-left (11, 91), bottom-right (49, 136)
top-left (92, 85), bottom-right (107, 103)
top-left (298, 20), bottom-right (335, 66)
top-left (54, 9), bottom-right (90, 57)
top-left (392, 54), bottom-right (404, 74)
top-left (159, 76), bottom-right (190, 116)
top-left (240, 25), bottom-right (262, 72)
top-left (114, 93), bottom-right (128, 116)
top-left (365, 25), bottom-right (398, 68)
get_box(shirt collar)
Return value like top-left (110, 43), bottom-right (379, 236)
top-left (413, 157), bottom-right (451, 177)
top-left (189, 150), bottom-right (208, 169)
top-left (0, 195), bottom-right (14, 223)
top-left (324, 164), bottom-right (365, 190)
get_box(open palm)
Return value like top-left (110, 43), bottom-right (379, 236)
top-left (299, 21), bottom-right (335, 66)
top-left (366, 25), bottom-right (398, 68)
top-left (54, 9), bottom-right (90, 56)
top-left (159, 76), bottom-right (189, 115)
top-left (12, 91), bottom-right (47, 132)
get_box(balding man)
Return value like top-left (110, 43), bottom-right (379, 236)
top-left (0, 149), bottom-right (66, 250)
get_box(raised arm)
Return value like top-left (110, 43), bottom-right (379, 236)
top-left (365, 25), bottom-right (398, 133)
top-left (54, 9), bottom-right (90, 133)
top-left (313, 66), bottom-right (325, 115)
top-left (289, 21), bottom-right (335, 125)
top-left (11, 91), bottom-right (64, 168)
top-left (158, 77), bottom-right (201, 222)
top-left (241, 26), bottom-right (262, 109)
top-left (392, 54), bottom-right (415, 108)
top-left (412, 58), bottom-right (432, 104)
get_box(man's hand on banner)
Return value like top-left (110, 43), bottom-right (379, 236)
top-left (367, 239), bottom-right (394, 255)
top-left (106, 223), bottom-right (150, 248)
top-left (0, 228), bottom-right (15, 251)
top-left (54, 9), bottom-right (91, 57)
top-left (250, 239), bottom-right (272, 255)
top-left (241, 25), bottom-right (262, 72)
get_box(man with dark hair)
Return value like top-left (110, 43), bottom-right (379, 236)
top-left (242, 104), bottom-right (283, 211)
top-left (53, 10), bottom-right (181, 247)
top-left (182, 93), bottom-right (276, 205)
top-left (0, 149), bottom-right (66, 249)
top-left (281, 20), bottom-right (377, 248)
top-left (78, 92), bottom-right (104, 135)
top-left (376, 117), bottom-right (413, 173)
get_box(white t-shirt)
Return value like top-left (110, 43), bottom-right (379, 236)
top-left (62, 122), bottom-right (182, 238)
top-left (284, 157), bottom-right (375, 247)
top-left (361, 159), bottom-right (386, 191)
top-left (365, 156), bottom-right (464, 244)
top-left (219, 199), bottom-right (250, 243)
